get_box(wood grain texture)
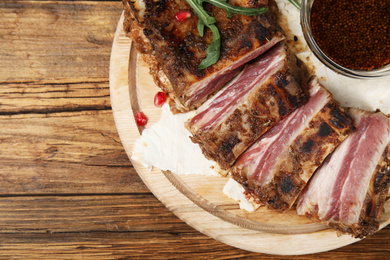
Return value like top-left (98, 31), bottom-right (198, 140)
top-left (0, 195), bottom-right (388, 259)
top-left (0, 1), bottom-right (122, 82)
top-left (0, 0), bottom-right (389, 258)
top-left (0, 1), bottom-right (148, 195)
top-left (0, 195), bottom-right (187, 233)
top-left (0, 79), bottom-right (111, 114)
top-left (0, 110), bottom-right (150, 195)
top-left (0, 229), bottom-right (388, 260)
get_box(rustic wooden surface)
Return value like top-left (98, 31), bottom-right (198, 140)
top-left (0, 0), bottom-right (389, 259)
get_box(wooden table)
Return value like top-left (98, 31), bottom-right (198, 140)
top-left (1, 1), bottom-right (389, 259)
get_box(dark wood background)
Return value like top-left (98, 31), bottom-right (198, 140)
top-left (0, 1), bottom-right (389, 258)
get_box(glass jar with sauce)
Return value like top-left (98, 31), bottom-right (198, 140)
top-left (301, 0), bottom-right (390, 78)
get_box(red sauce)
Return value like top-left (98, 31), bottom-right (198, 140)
top-left (311, 0), bottom-right (390, 70)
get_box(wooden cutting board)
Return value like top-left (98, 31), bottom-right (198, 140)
top-left (109, 13), bottom-right (390, 255)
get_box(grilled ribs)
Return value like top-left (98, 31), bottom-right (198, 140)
top-left (297, 108), bottom-right (390, 238)
top-left (186, 43), bottom-right (309, 170)
top-left (123, 0), bottom-right (390, 238)
top-left (123, 0), bottom-right (285, 112)
top-left (231, 77), bottom-right (354, 212)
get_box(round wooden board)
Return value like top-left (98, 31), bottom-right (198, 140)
top-left (109, 13), bottom-right (390, 255)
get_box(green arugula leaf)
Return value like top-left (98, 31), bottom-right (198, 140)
top-left (185, 0), bottom-right (267, 69)
top-left (197, 19), bottom-right (205, 37)
top-left (186, 0), bottom-right (216, 26)
top-left (287, 0), bottom-right (301, 9)
top-left (203, 0), bottom-right (267, 18)
top-left (198, 25), bottom-right (221, 69)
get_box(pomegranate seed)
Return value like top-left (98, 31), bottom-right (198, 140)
top-left (175, 10), bottom-right (191, 23)
top-left (154, 92), bottom-right (167, 107)
top-left (135, 111), bottom-right (148, 126)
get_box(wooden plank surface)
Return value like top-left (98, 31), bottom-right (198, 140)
top-left (0, 109), bottom-right (149, 194)
top-left (0, 229), bottom-right (389, 260)
top-left (0, 1), bottom-right (146, 195)
top-left (0, 1), bottom-right (120, 81)
top-left (0, 195), bottom-right (389, 259)
top-left (0, 0), bottom-right (389, 258)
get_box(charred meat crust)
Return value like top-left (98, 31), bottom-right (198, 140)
top-left (232, 99), bottom-right (354, 212)
top-left (301, 146), bottom-right (390, 238)
top-left (189, 45), bottom-right (309, 170)
top-left (296, 109), bottom-right (390, 238)
top-left (330, 145), bottom-right (390, 238)
top-left (123, 0), bottom-right (190, 113)
top-left (123, 0), bottom-right (285, 111)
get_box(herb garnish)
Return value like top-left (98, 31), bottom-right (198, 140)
top-left (287, 0), bottom-right (301, 9)
top-left (185, 0), bottom-right (267, 69)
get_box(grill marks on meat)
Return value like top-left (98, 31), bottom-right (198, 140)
top-left (231, 77), bottom-right (354, 212)
top-left (297, 108), bottom-right (390, 238)
top-left (186, 43), bottom-right (309, 170)
top-left (123, 0), bottom-right (285, 112)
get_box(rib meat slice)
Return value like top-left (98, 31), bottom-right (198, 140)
top-left (186, 43), bottom-right (309, 170)
top-left (123, 0), bottom-right (285, 112)
top-left (297, 108), bottom-right (390, 238)
top-left (231, 77), bottom-right (354, 212)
